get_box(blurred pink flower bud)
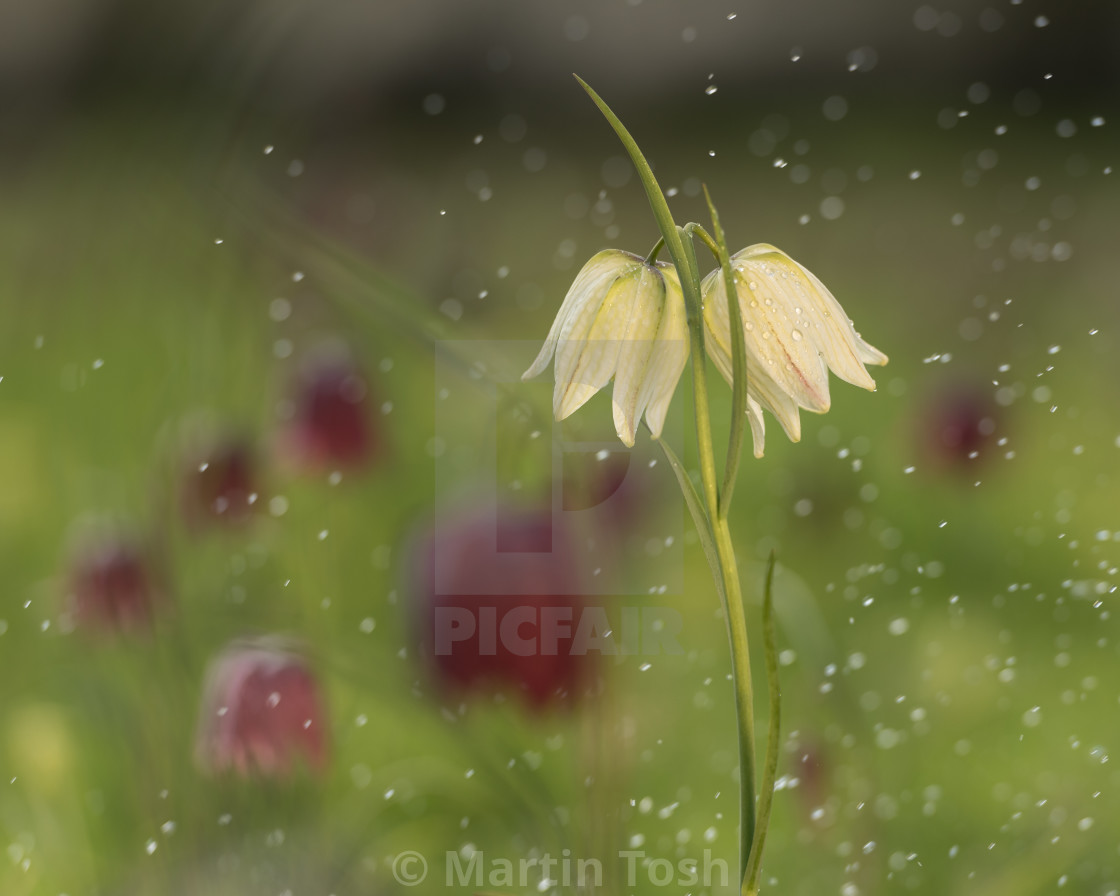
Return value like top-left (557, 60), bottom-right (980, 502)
top-left (181, 435), bottom-right (259, 528)
top-left (279, 351), bottom-right (378, 472)
top-left (409, 503), bottom-right (595, 709)
top-left (918, 383), bottom-right (1000, 471)
top-left (195, 639), bottom-right (329, 778)
top-left (66, 531), bottom-right (162, 634)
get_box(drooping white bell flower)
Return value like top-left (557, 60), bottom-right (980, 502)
top-left (523, 249), bottom-right (690, 447)
top-left (702, 243), bottom-right (888, 457)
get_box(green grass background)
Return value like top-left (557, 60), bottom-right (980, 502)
top-left (1, 72), bottom-right (1118, 896)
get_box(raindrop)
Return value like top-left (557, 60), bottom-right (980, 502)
top-left (967, 82), bottom-right (991, 104)
top-left (846, 46), bottom-right (878, 72)
top-left (499, 114), bottom-right (527, 143)
top-left (563, 15), bottom-right (589, 41)
top-left (522, 148), bottom-right (547, 173)
top-left (913, 6), bottom-right (938, 31)
top-left (979, 8), bottom-right (1004, 31)
top-left (749, 130), bottom-right (776, 155)
top-left (601, 156), bottom-right (632, 188)
top-left (937, 12), bottom-right (962, 35)
top-left (822, 96), bottom-right (849, 121)
top-left (269, 298), bottom-right (291, 321)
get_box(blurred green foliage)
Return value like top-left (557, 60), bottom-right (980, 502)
top-left (1, 70), bottom-right (1118, 896)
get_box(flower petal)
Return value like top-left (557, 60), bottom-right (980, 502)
top-left (522, 250), bottom-right (640, 382)
top-left (703, 243), bottom-right (886, 455)
top-left (554, 269), bottom-right (640, 420)
top-left (639, 266), bottom-right (690, 440)
top-left (740, 244), bottom-right (887, 393)
top-left (730, 253), bottom-right (831, 412)
top-left (611, 265), bottom-right (666, 446)
top-left (747, 395), bottom-right (766, 458)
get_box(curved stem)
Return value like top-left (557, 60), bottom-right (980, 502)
top-left (681, 231), bottom-right (757, 892)
top-left (575, 75), bottom-right (763, 894)
top-left (683, 227), bottom-right (758, 889)
top-left (678, 227), bottom-right (720, 517)
top-left (712, 516), bottom-right (757, 890)
top-left (644, 236), bottom-right (665, 265)
top-left (744, 553), bottom-right (781, 896)
top-left (701, 187), bottom-right (750, 517)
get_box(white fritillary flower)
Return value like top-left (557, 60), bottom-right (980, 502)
top-left (523, 249), bottom-right (689, 447)
top-left (702, 243), bottom-right (888, 457)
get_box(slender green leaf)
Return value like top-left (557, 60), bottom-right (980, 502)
top-left (574, 76), bottom-right (688, 286)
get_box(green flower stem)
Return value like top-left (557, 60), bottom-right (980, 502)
top-left (713, 516), bottom-right (758, 892)
top-left (744, 553), bottom-right (781, 896)
top-left (699, 189), bottom-right (750, 516)
top-left (685, 215), bottom-right (748, 516)
top-left (676, 225), bottom-right (721, 515)
top-left (677, 230), bottom-right (760, 880)
top-left (575, 75), bottom-right (762, 892)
